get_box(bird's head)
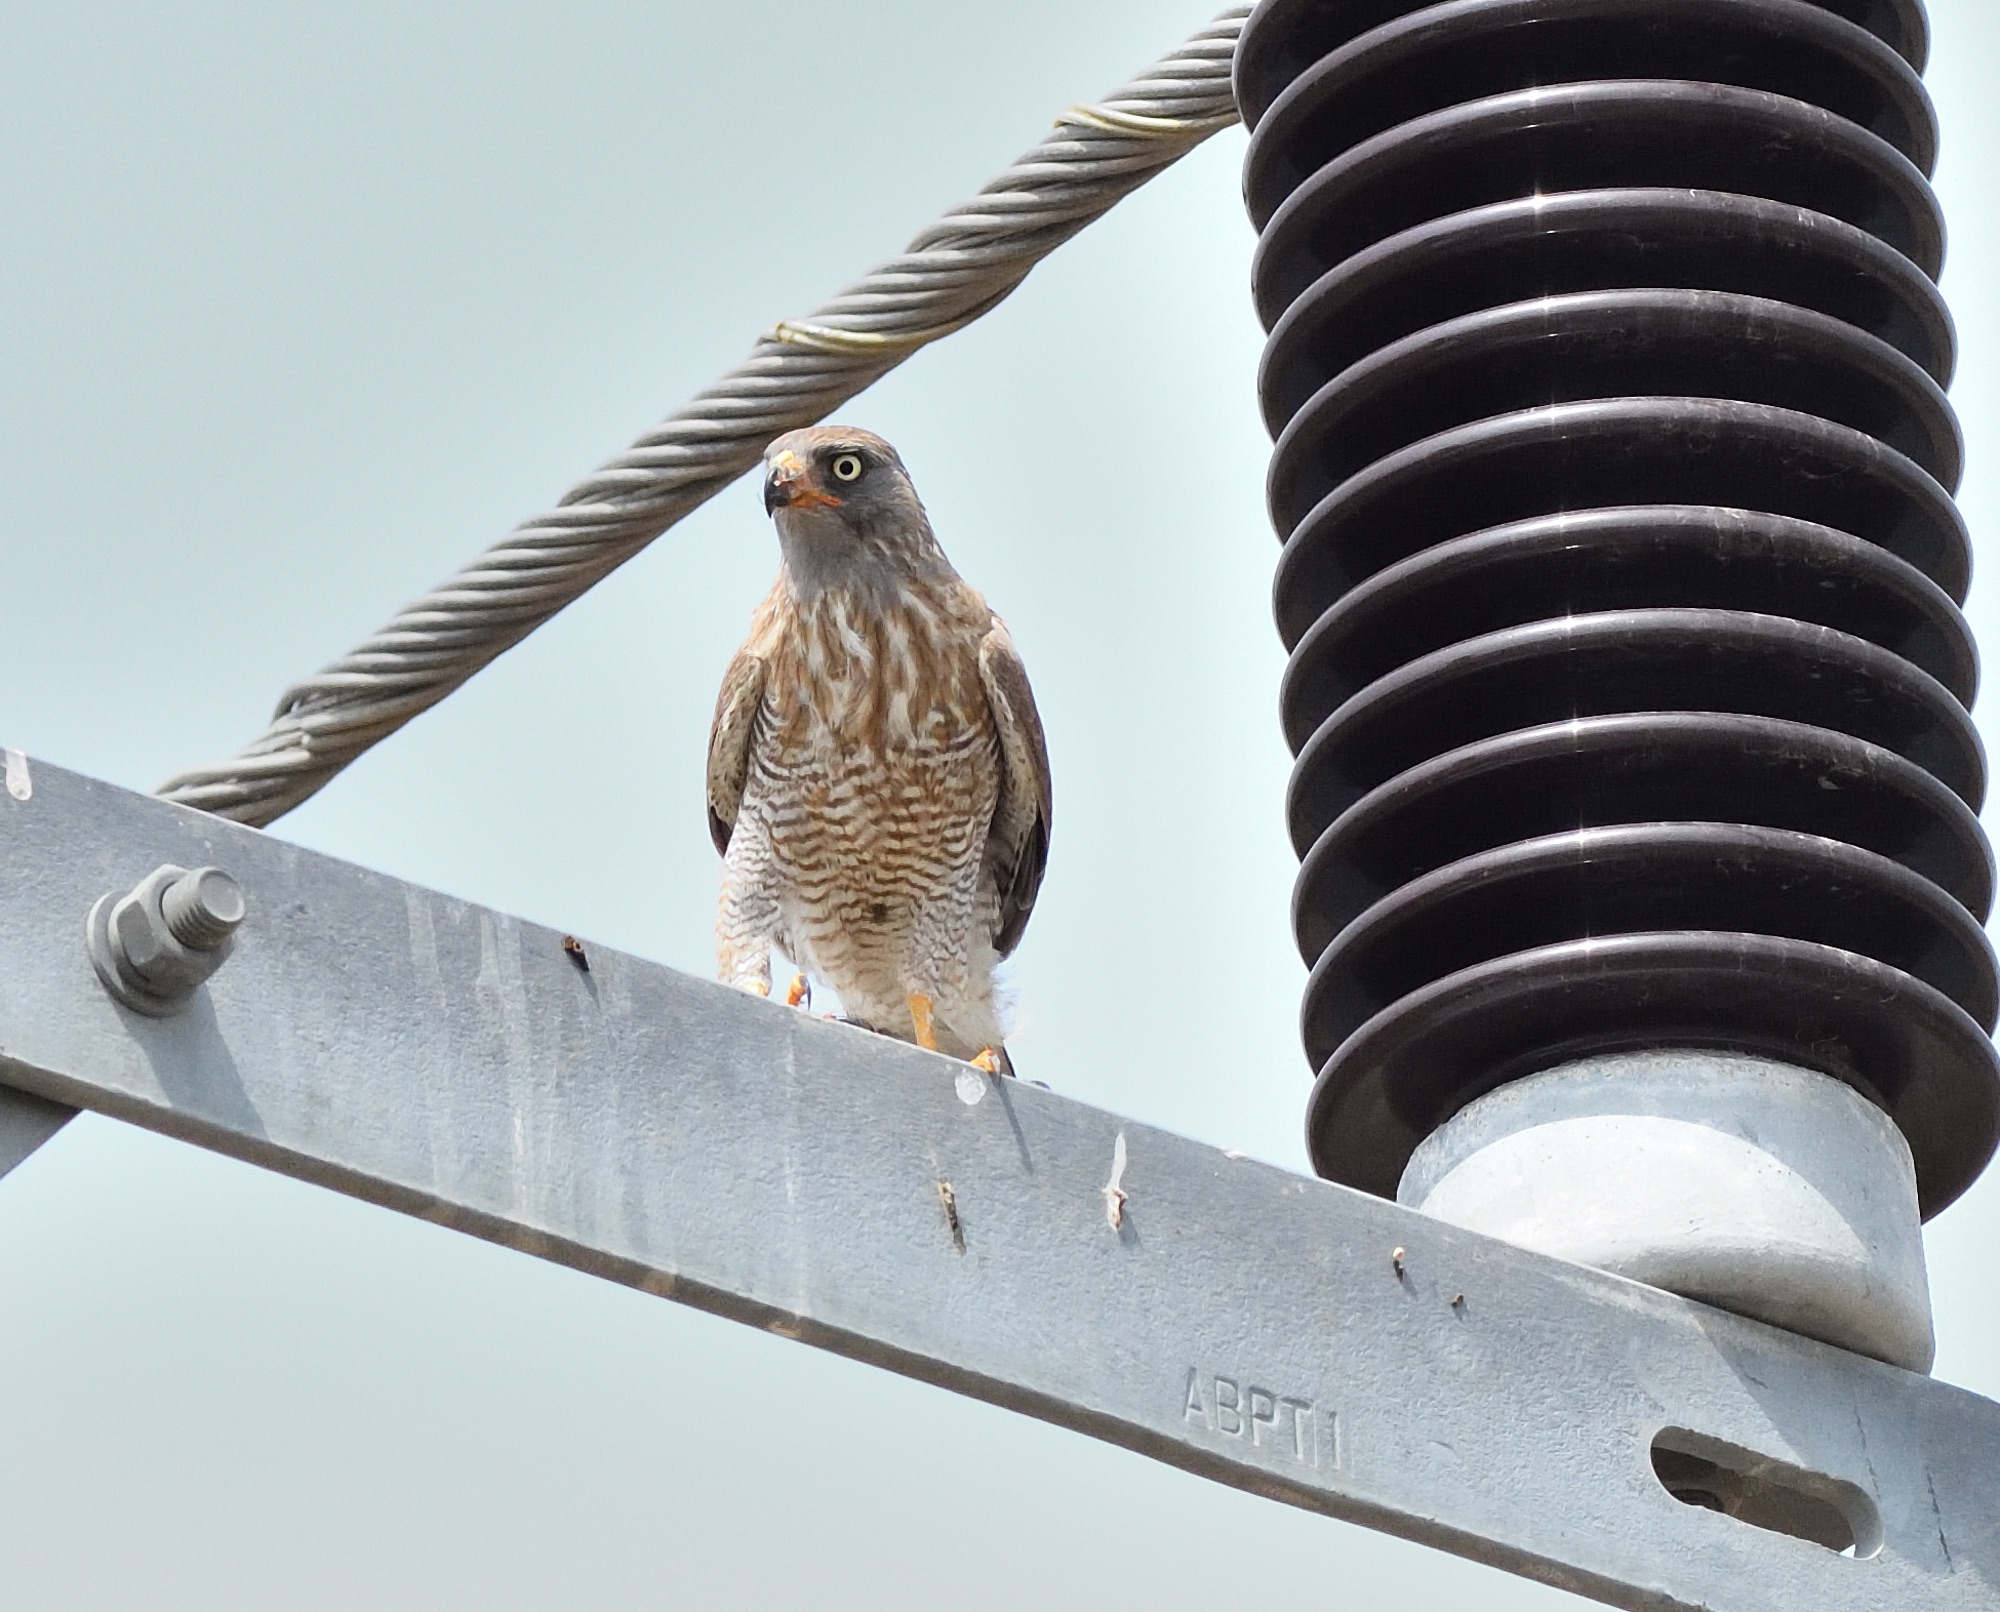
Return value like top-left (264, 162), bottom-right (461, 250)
top-left (762, 426), bottom-right (947, 598)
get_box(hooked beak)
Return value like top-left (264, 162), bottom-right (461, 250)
top-left (764, 450), bottom-right (843, 514)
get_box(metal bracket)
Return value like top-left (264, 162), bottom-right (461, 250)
top-left (0, 757), bottom-right (1994, 1610)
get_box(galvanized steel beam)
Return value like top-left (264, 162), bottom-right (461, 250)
top-left (0, 755), bottom-right (1995, 1610)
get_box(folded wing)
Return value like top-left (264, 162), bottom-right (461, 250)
top-left (977, 619), bottom-right (1053, 957)
top-left (706, 648), bottom-right (767, 855)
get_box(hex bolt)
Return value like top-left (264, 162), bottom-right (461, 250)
top-left (87, 863), bottom-right (247, 1017)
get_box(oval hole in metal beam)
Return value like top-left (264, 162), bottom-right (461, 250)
top-left (1651, 1428), bottom-right (1883, 1559)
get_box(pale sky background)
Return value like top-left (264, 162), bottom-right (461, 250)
top-left (1, 2), bottom-right (1996, 1606)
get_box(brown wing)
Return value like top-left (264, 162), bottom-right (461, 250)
top-left (977, 619), bottom-right (1052, 957)
top-left (706, 648), bottom-right (768, 855)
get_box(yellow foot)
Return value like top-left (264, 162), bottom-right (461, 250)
top-left (744, 979), bottom-right (771, 998)
top-left (785, 973), bottom-right (811, 1009)
top-left (907, 992), bottom-right (938, 1052)
top-left (971, 1048), bottom-right (1007, 1076)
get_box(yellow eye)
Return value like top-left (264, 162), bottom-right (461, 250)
top-left (830, 452), bottom-right (865, 483)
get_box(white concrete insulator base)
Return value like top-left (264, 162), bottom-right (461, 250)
top-left (1397, 1052), bottom-right (1936, 1373)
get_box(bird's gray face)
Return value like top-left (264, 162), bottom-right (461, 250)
top-left (762, 430), bottom-right (943, 599)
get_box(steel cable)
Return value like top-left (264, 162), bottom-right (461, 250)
top-left (158, 6), bottom-right (1249, 825)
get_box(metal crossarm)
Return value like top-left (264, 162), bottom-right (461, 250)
top-left (0, 756), bottom-right (1995, 1611)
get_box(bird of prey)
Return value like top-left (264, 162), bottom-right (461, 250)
top-left (707, 426), bottom-right (1052, 1073)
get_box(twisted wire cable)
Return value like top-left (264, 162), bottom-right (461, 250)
top-left (158, 6), bottom-right (1249, 826)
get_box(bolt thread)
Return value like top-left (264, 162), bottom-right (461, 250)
top-left (162, 868), bottom-right (245, 951)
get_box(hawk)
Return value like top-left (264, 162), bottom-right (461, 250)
top-left (707, 426), bottom-right (1052, 1072)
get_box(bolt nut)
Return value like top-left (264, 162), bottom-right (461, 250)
top-left (88, 864), bottom-right (246, 1017)
top-left (110, 891), bottom-right (172, 976)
